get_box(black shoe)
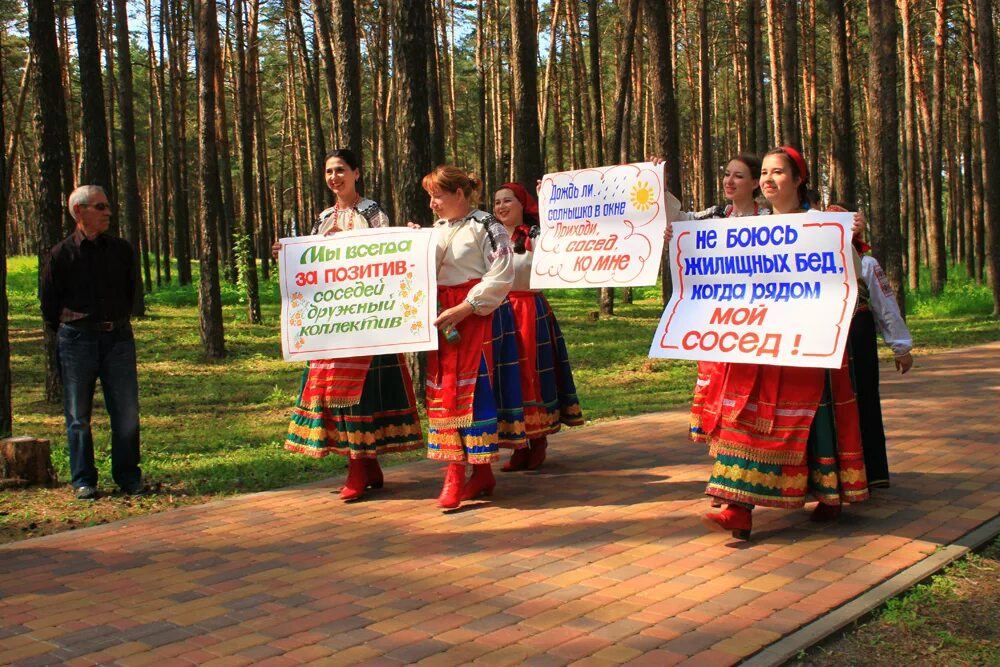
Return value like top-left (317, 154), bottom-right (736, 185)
top-left (122, 480), bottom-right (152, 496)
top-left (75, 485), bottom-right (98, 500)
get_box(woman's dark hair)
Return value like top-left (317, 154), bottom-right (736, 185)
top-left (728, 153), bottom-right (763, 197)
top-left (324, 148), bottom-right (360, 171)
top-left (763, 147), bottom-right (809, 207)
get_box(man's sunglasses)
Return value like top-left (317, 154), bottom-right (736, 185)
top-left (81, 203), bottom-right (111, 211)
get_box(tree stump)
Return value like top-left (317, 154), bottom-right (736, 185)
top-left (1, 437), bottom-right (57, 488)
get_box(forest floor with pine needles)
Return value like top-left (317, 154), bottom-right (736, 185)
top-left (2, 256), bottom-right (998, 544)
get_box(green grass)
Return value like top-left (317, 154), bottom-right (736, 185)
top-left (4, 256), bottom-right (999, 498)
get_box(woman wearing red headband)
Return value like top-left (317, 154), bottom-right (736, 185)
top-left (493, 183), bottom-right (584, 471)
top-left (697, 146), bottom-right (870, 539)
top-left (417, 165), bottom-right (526, 509)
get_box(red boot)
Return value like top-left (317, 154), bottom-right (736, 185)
top-left (702, 504), bottom-right (752, 540)
top-left (526, 437), bottom-right (548, 470)
top-left (461, 463), bottom-right (496, 500)
top-left (340, 458), bottom-right (368, 501)
top-left (438, 463), bottom-right (466, 509)
top-left (811, 502), bottom-right (842, 522)
top-left (502, 447), bottom-right (530, 472)
top-left (364, 458), bottom-right (384, 489)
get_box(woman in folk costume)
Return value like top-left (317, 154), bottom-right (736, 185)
top-left (278, 149), bottom-right (423, 500)
top-left (419, 165), bottom-right (526, 509)
top-left (492, 183), bottom-right (584, 471)
top-left (693, 146), bottom-right (869, 539)
top-left (830, 204), bottom-right (914, 490)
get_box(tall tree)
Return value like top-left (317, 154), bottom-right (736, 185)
top-left (234, 0), bottom-right (261, 323)
top-left (0, 36), bottom-right (11, 437)
top-left (645, 0), bottom-right (682, 305)
top-left (194, 0), bottom-right (226, 356)
top-left (393, 1), bottom-right (434, 227)
top-left (167, 0), bottom-right (192, 284)
top-left (587, 0), bottom-right (604, 162)
top-left (829, 0), bottom-right (855, 205)
top-left (698, 0), bottom-right (712, 208)
top-left (867, 0), bottom-right (904, 312)
top-left (926, 0), bottom-right (948, 294)
top-left (112, 0), bottom-right (145, 316)
top-left (287, 0), bottom-right (328, 220)
top-left (29, 0), bottom-right (74, 402)
top-left (511, 0), bottom-right (543, 189)
top-left (74, 0), bottom-right (115, 215)
top-left (780, 0), bottom-right (801, 147)
top-left (973, 0), bottom-right (1000, 315)
top-left (331, 0), bottom-right (364, 166)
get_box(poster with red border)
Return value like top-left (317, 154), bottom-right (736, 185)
top-left (278, 227), bottom-right (438, 361)
top-left (648, 211), bottom-right (858, 369)
top-left (530, 162), bottom-right (679, 289)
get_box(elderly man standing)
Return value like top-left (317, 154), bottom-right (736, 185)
top-left (40, 185), bottom-right (147, 500)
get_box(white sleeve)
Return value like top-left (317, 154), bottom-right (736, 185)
top-left (466, 219), bottom-right (514, 314)
top-left (862, 256), bottom-right (912, 356)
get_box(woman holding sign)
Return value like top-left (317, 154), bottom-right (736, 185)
top-left (492, 183), bottom-right (584, 470)
top-left (278, 149), bottom-right (423, 501)
top-left (419, 166), bottom-right (525, 509)
top-left (697, 146), bottom-right (868, 540)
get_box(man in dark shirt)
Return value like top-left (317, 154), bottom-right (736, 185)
top-left (40, 185), bottom-right (146, 500)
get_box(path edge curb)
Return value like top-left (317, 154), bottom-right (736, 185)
top-left (740, 514), bottom-right (1000, 666)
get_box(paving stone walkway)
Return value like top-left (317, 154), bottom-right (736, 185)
top-left (1, 343), bottom-right (998, 667)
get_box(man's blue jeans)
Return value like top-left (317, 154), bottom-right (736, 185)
top-left (58, 323), bottom-right (142, 490)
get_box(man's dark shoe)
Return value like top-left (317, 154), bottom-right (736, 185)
top-left (122, 480), bottom-right (152, 496)
top-left (75, 485), bottom-right (98, 500)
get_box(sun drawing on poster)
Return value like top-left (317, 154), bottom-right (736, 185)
top-left (629, 180), bottom-right (655, 211)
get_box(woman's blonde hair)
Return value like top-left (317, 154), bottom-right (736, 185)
top-left (421, 165), bottom-right (482, 204)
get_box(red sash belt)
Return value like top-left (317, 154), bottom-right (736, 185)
top-left (426, 280), bottom-right (492, 429)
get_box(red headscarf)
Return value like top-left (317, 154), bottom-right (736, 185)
top-left (499, 182), bottom-right (539, 252)
top-left (779, 146), bottom-right (810, 185)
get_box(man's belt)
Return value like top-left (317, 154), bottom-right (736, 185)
top-left (62, 319), bottom-right (130, 332)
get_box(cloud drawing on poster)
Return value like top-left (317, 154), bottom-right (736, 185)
top-left (533, 164), bottom-right (663, 285)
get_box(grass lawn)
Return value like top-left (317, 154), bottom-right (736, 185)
top-left (1, 256), bottom-right (998, 542)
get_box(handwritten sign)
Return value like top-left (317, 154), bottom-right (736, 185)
top-left (649, 211), bottom-right (858, 369)
top-left (530, 162), bottom-right (678, 289)
top-left (279, 227), bottom-right (438, 361)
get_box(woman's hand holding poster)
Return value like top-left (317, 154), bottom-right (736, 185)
top-left (649, 211), bottom-right (858, 369)
top-left (278, 227), bottom-right (438, 362)
top-left (530, 162), bottom-right (680, 289)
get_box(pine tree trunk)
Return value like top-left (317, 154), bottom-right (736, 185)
top-left (587, 0), bottom-right (604, 162)
top-left (973, 0), bottom-right (1000, 314)
top-left (0, 48), bottom-right (10, 436)
top-left (830, 0), bottom-right (855, 206)
top-left (233, 0), bottom-right (261, 323)
top-left (765, 0), bottom-right (783, 144)
top-left (74, 0), bottom-right (115, 213)
top-left (510, 0), bottom-right (543, 189)
top-left (645, 0), bottom-right (681, 304)
top-left (288, 0), bottom-right (328, 221)
top-left (867, 0), bottom-right (905, 312)
top-left (331, 0), bottom-right (364, 173)
top-left (927, 0), bottom-right (948, 294)
top-left (29, 0), bottom-right (72, 403)
top-left (194, 0), bottom-right (226, 357)
top-left (112, 0), bottom-right (145, 317)
top-left (699, 0), bottom-right (712, 208)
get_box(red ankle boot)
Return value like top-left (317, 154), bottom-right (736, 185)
top-left (526, 437), bottom-right (548, 470)
top-left (702, 504), bottom-right (752, 540)
top-left (364, 458), bottom-right (384, 489)
top-left (461, 463), bottom-right (496, 501)
top-left (811, 502), bottom-right (842, 522)
top-left (438, 463), bottom-right (466, 509)
top-left (340, 458), bottom-right (368, 501)
top-left (502, 447), bottom-right (530, 472)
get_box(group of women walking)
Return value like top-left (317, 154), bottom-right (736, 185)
top-left (275, 150), bottom-right (583, 510)
top-left (275, 143), bottom-right (911, 537)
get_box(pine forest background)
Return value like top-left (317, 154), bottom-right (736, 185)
top-left (0, 0), bottom-right (999, 436)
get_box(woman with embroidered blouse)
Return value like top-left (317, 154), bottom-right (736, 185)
top-left (414, 165), bottom-right (526, 509)
top-left (274, 149), bottom-right (423, 501)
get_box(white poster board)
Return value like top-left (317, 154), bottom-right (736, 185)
top-left (530, 162), bottom-right (678, 289)
top-left (649, 211), bottom-right (858, 369)
top-left (278, 227), bottom-right (438, 361)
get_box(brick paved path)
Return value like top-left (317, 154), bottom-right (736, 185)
top-left (1, 343), bottom-right (998, 667)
